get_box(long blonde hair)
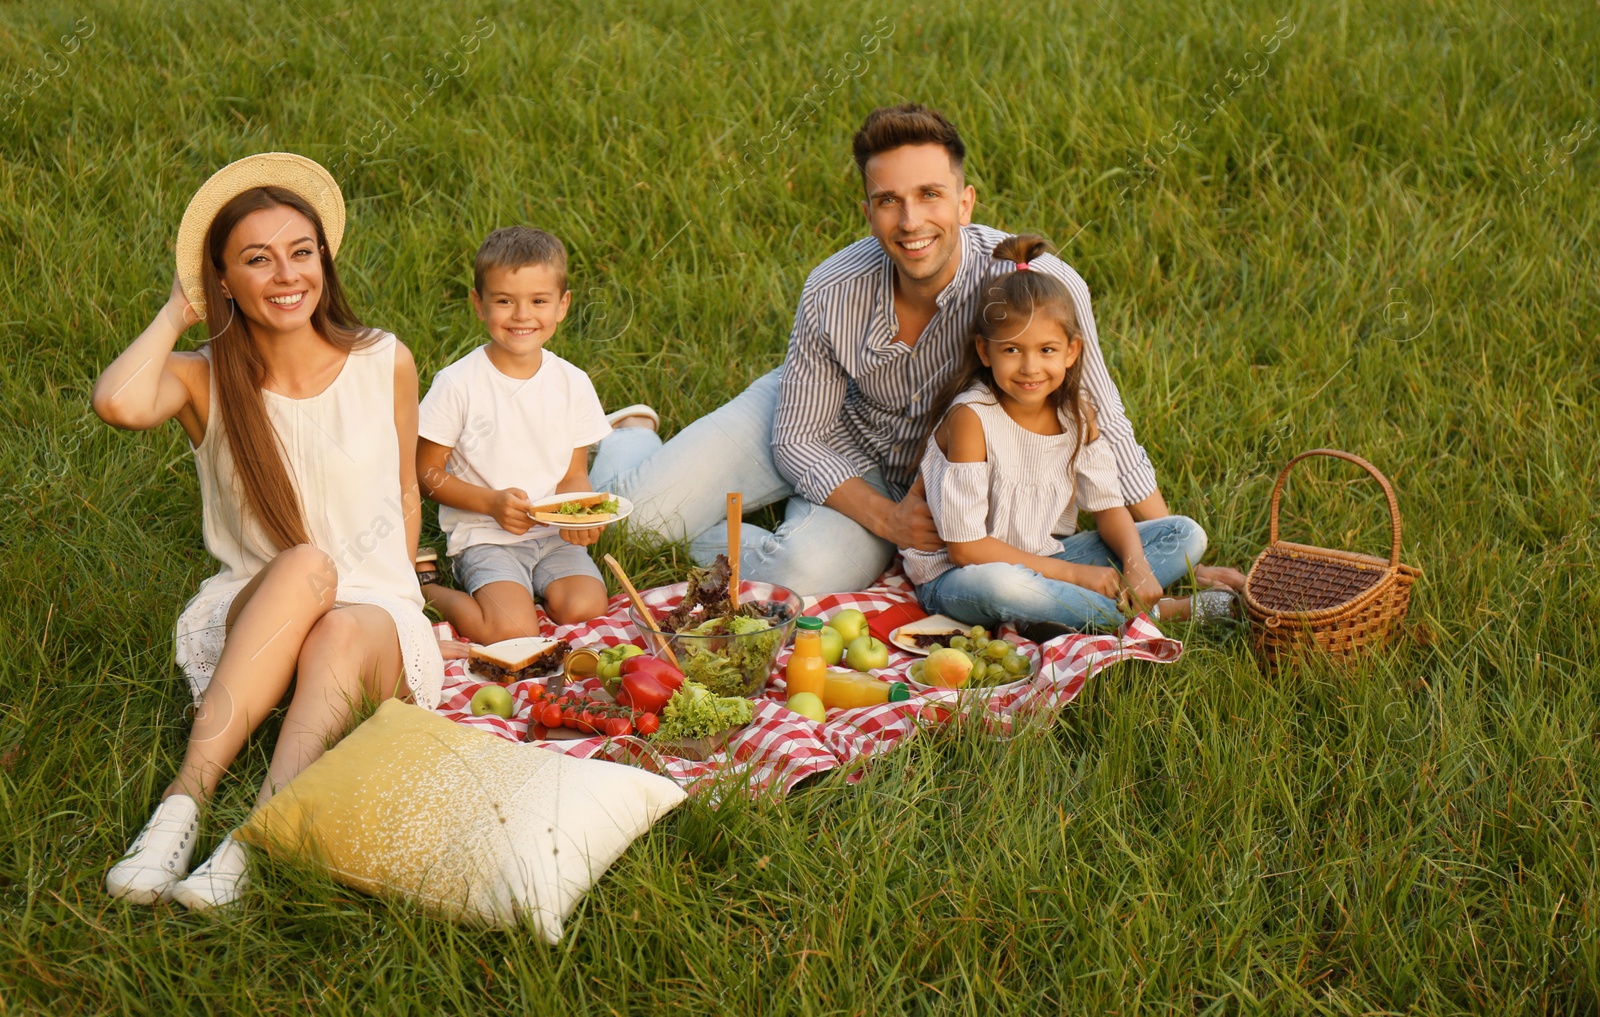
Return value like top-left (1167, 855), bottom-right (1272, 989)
top-left (200, 186), bottom-right (374, 551)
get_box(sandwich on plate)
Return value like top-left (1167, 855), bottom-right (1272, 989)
top-left (469, 637), bottom-right (572, 683)
top-left (530, 491), bottom-right (619, 525)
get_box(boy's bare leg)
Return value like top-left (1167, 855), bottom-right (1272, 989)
top-left (425, 580), bottom-right (541, 644)
top-left (542, 575), bottom-right (609, 627)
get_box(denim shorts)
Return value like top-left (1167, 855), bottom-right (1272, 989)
top-left (451, 538), bottom-right (602, 598)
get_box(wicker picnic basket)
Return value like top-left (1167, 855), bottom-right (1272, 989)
top-left (1244, 449), bottom-right (1421, 671)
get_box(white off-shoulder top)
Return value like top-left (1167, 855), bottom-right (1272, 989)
top-left (903, 384), bottom-right (1125, 587)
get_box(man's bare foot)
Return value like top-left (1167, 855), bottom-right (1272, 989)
top-left (1195, 564), bottom-right (1247, 593)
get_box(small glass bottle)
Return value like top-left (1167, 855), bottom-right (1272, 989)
top-left (785, 617), bottom-right (829, 700)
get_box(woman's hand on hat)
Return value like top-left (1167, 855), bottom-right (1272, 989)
top-left (165, 273), bottom-right (200, 332)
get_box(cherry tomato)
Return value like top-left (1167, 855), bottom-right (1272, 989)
top-left (636, 712), bottom-right (660, 736)
top-left (541, 703), bottom-right (562, 728)
top-left (601, 717), bottom-right (631, 738)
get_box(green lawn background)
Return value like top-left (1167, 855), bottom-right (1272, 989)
top-left (1, 0), bottom-right (1597, 1012)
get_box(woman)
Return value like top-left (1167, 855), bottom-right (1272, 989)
top-left (92, 153), bottom-right (444, 910)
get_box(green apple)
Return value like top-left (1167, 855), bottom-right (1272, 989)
top-left (818, 625), bottom-right (845, 666)
top-left (787, 691), bottom-right (826, 722)
top-left (845, 634), bottom-right (889, 671)
top-left (829, 608), bottom-right (868, 643)
top-left (470, 684), bottom-right (515, 719)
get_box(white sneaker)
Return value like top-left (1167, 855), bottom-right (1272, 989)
top-left (169, 831), bottom-right (249, 911)
top-left (105, 795), bottom-right (200, 904)
top-left (604, 403), bottom-right (659, 429)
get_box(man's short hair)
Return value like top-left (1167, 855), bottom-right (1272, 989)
top-left (851, 104), bottom-right (966, 183)
top-left (473, 226), bottom-right (568, 293)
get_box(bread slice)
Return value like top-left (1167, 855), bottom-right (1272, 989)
top-left (469, 637), bottom-right (572, 683)
top-left (530, 492), bottom-right (617, 525)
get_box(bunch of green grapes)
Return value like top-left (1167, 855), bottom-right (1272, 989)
top-left (909, 625), bottom-right (1032, 685)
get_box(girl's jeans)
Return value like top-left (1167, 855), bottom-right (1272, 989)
top-left (915, 517), bottom-right (1207, 630)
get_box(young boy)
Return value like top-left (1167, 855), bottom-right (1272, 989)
top-left (416, 227), bottom-right (615, 640)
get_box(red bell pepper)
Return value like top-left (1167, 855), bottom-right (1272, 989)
top-left (618, 670), bottom-right (673, 715)
top-left (619, 655), bottom-right (684, 690)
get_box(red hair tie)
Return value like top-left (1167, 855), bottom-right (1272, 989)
top-left (1015, 261), bottom-right (1031, 271)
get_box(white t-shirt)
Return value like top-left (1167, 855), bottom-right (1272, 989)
top-left (418, 346), bottom-right (612, 556)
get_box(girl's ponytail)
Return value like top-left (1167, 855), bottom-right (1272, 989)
top-left (990, 233), bottom-right (1050, 269)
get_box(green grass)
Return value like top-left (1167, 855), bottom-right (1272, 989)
top-left (3, 0), bottom-right (1598, 1011)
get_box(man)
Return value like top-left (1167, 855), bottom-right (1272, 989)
top-left (591, 104), bottom-right (1196, 596)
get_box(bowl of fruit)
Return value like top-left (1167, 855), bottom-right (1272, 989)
top-left (900, 623), bottom-right (1036, 693)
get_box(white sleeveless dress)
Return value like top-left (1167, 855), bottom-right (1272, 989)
top-left (903, 385), bottom-right (1126, 587)
top-left (172, 333), bottom-right (444, 708)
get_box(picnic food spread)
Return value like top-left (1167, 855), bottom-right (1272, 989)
top-left (470, 637), bottom-right (572, 683)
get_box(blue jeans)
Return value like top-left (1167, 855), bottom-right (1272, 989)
top-left (916, 517), bottom-right (1208, 631)
top-left (589, 368), bottom-right (897, 597)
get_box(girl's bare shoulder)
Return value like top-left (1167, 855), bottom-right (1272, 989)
top-left (935, 404), bottom-right (988, 463)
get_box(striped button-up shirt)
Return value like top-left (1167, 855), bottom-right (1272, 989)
top-left (772, 223), bottom-right (1158, 507)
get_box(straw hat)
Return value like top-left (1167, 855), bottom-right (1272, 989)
top-left (175, 153), bottom-right (345, 320)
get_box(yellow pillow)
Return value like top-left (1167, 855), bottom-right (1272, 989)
top-left (238, 700), bottom-right (685, 941)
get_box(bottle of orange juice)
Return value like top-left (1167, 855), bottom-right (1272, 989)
top-left (822, 672), bottom-right (911, 710)
top-left (786, 617), bottom-right (828, 700)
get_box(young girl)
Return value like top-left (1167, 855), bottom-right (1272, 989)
top-left (904, 234), bottom-right (1232, 634)
top-left (92, 154), bottom-right (444, 910)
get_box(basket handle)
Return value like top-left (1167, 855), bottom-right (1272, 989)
top-left (1268, 449), bottom-right (1402, 568)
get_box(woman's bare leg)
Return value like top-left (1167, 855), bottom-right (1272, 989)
top-left (258, 604), bottom-right (403, 805)
top-left (163, 545), bottom-right (338, 804)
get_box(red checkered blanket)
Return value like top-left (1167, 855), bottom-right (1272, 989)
top-left (431, 569), bottom-right (1181, 798)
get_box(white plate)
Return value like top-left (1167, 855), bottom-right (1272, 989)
top-left (527, 492), bottom-right (634, 530)
top-left (888, 614), bottom-right (970, 657)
